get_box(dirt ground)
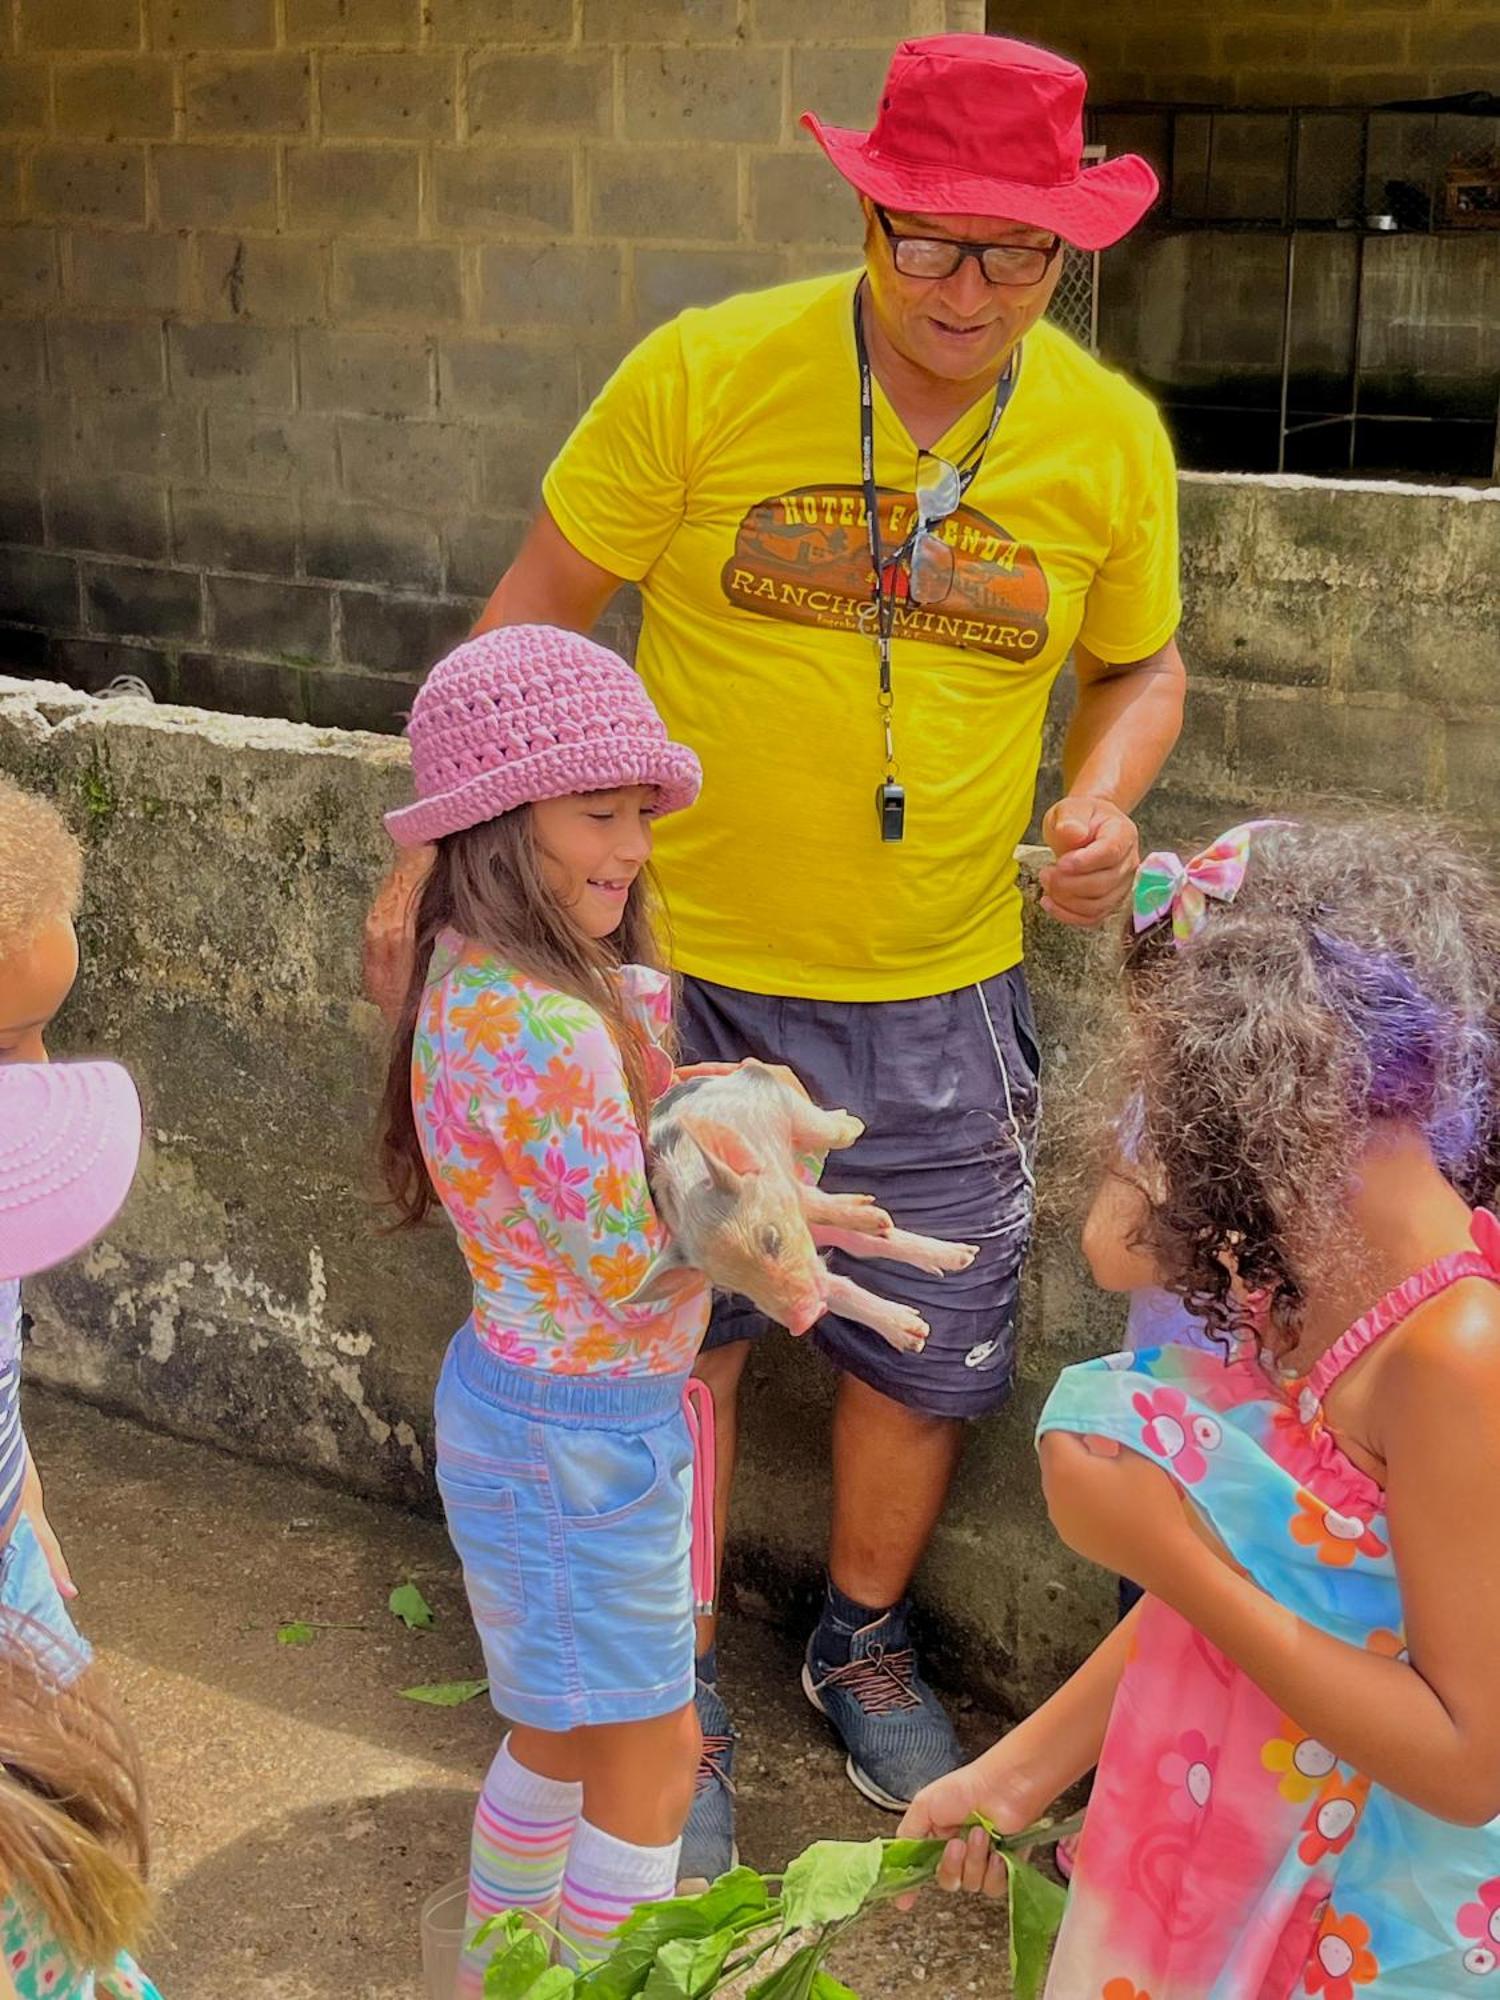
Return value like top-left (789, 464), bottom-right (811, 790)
top-left (29, 1388), bottom-right (1019, 1998)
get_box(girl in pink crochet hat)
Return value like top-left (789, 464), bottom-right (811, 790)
top-left (378, 626), bottom-right (712, 1980)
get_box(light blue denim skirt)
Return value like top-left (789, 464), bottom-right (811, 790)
top-left (0, 1515), bottom-right (90, 1685)
top-left (434, 1323), bottom-right (697, 1731)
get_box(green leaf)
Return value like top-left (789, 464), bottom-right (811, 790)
top-left (276, 1621), bottom-right (315, 1646)
top-left (481, 1917), bottom-right (559, 1998)
top-left (1005, 1851), bottom-right (1068, 2000)
top-left (639, 1929), bottom-right (738, 1998)
top-left (779, 1840), bottom-right (883, 1931)
top-left (389, 1581), bottom-right (435, 1630)
top-left (399, 1677), bottom-right (490, 1706)
top-left (808, 1976), bottom-right (859, 2000)
top-left (747, 1943), bottom-right (826, 1999)
top-left (869, 1837), bottom-right (944, 1903)
top-left (582, 1873), bottom-right (773, 2000)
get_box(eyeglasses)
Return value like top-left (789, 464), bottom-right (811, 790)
top-left (906, 453), bottom-right (962, 605)
top-left (875, 206), bottom-right (1063, 288)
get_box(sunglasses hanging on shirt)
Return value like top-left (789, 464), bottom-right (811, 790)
top-left (853, 280), bottom-right (1020, 844)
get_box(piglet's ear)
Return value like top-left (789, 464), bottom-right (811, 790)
top-left (623, 1238), bottom-right (701, 1307)
top-left (678, 1115), bottom-right (763, 1194)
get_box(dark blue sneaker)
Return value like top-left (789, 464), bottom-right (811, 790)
top-left (677, 1669), bottom-right (738, 1889)
top-left (801, 1602), bottom-right (963, 1811)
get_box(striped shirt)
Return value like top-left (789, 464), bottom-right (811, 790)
top-left (0, 1281), bottom-right (26, 1534)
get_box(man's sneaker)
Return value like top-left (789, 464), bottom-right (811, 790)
top-left (677, 1670), bottom-right (738, 1890)
top-left (801, 1602), bottom-right (963, 1811)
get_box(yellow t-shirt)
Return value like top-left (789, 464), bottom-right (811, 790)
top-left (543, 271), bottom-right (1181, 1003)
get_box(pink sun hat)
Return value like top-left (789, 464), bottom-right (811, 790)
top-left (0, 1061), bottom-right (142, 1283)
top-left (800, 34), bottom-right (1158, 253)
top-left (384, 625), bottom-right (702, 849)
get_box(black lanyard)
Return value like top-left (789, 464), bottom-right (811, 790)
top-left (853, 281), bottom-right (1019, 841)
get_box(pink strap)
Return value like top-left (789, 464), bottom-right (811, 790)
top-left (683, 1379), bottom-right (717, 1618)
top-left (1305, 1209), bottom-right (1500, 1402)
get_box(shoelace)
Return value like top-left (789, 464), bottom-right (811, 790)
top-left (695, 1731), bottom-right (737, 1796)
top-left (819, 1645), bottom-right (924, 1717)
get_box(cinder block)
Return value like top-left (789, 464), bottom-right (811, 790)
top-left (184, 54), bottom-right (311, 135)
top-left (302, 664), bottom-right (415, 734)
top-left (29, 145), bottom-right (146, 224)
top-left (0, 548), bottom-right (81, 629)
top-left (50, 475), bottom-right (171, 560)
top-left (84, 558), bottom-right (202, 639)
top-left (286, 145), bottom-right (420, 234)
top-left (790, 47), bottom-right (890, 130)
top-left (301, 495), bottom-right (442, 592)
top-left (0, 323), bottom-right (43, 393)
top-left (320, 53), bottom-right (458, 140)
top-left (588, 147), bottom-right (737, 241)
top-left (428, 0), bottom-right (571, 38)
top-left (1237, 692), bottom-right (1432, 804)
top-left (443, 511), bottom-right (525, 598)
top-left (208, 572), bottom-right (334, 659)
top-left (468, 52), bottom-right (612, 139)
top-left (478, 424), bottom-right (558, 511)
top-left (1447, 714), bottom-right (1500, 820)
top-left (478, 240), bottom-right (623, 334)
top-left (431, 147), bottom-right (573, 236)
top-left (0, 156), bottom-right (20, 223)
top-left (0, 482), bottom-right (46, 547)
top-left (339, 416), bottom-right (480, 510)
top-left (753, 0), bottom-right (911, 35)
top-left (47, 635), bottom-right (175, 697)
top-left (284, 0), bottom-right (418, 41)
top-left (622, 48), bottom-right (783, 143)
top-left (48, 318), bottom-right (164, 396)
top-left (171, 484), bottom-right (299, 573)
top-left (750, 150), bottom-right (858, 247)
top-left (581, 0), bottom-right (737, 42)
top-left (206, 409), bottom-right (337, 490)
top-left (65, 396), bottom-right (204, 477)
top-left (68, 227), bottom-right (187, 312)
top-left (193, 234), bottom-right (327, 323)
top-left (169, 322), bottom-right (294, 408)
top-left (0, 226), bottom-right (60, 307)
top-left (299, 329), bottom-right (433, 415)
top-left (339, 587), bottom-right (473, 675)
top-left (147, 0), bottom-right (274, 47)
top-left (333, 242), bottom-right (463, 324)
top-left (437, 337), bottom-right (576, 427)
top-left (18, 0), bottom-right (140, 52)
top-left (153, 144), bottom-right (277, 229)
top-left (0, 63), bottom-right (49, 135)
top-left (632, 245), bottom-right (782, 328)
top-left (54, 58), bottom-right (174, 137)
top-left (177, 649), bottom-right (305, 722)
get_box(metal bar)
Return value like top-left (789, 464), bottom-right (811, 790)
top-left (1347, 113), bottom-right (1371, 470)
top-left (1277, 232), bottom-right (1297, 473)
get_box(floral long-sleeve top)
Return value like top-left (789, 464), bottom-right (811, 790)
top-left (412, 929), bottom-right (709, 1378)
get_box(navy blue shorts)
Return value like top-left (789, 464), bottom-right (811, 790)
top-left (676, 968), bottom-right (1040, 1420)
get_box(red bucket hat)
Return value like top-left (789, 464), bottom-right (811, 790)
top-left (801, 34), bottom-right (1158, 253)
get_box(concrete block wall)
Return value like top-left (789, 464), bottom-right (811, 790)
top-left (990, 0), bottom-right (1500, 108)
top-left (0, 0), bottom-right (982, 731)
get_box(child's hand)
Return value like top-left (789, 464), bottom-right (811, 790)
top-left (1040, 1430), bottom-right (1198, 1594)
top-left (894, 1752), bottom-right (1041, 1908)
top-left (362, 844), bottom-right (433, 1028)
top-left (673, 1059), bottom-right (811, 1100)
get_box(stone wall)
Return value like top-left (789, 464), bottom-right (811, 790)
top-left (3, 471), bottom-right (1497, 1714)
top-left (0, 0), bottom-right (981, 731)
top-left (990, 0), bottom-right (1500, 107)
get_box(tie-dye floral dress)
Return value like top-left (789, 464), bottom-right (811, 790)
top-left (1, 1890), bottom-right (161, 2000)
top-left (1036, 1208), bottom-right (1500, 1998)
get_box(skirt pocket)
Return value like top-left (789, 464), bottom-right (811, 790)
top-left (436, 1468), bottom-right (528, 1629)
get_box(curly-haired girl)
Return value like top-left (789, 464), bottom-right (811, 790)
top-left (902, 815), bottom-right (1500, 1995)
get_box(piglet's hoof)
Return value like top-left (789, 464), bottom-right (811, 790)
top-left (887, 1309), bottom-right (930, 1353)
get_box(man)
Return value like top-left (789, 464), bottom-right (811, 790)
top-left (367, 33), bottom-right (1184, 1882)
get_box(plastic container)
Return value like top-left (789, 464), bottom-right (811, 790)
top-left (420, 1878), bottom-right (469, 2000)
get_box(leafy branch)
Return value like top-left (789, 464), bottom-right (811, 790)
top-left (474, 1811), bottom-right (1080, 2000)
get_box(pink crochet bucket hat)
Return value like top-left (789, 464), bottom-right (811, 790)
top-left (0, 1060), bottom-right (142, 1283)
top-left (384, 625), bottom-right (702, 848)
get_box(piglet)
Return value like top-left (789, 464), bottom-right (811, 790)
top-left (627, 1061), bottom-right (977, 1352)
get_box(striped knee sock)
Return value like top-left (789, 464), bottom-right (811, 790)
top-left (459, 1736), bottom-right (581, 1973)
top-left (556, 1816), bottom-right (681, 1969)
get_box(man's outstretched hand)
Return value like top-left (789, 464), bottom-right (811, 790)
top-left (1038, 795), bottom-right (1140, 928)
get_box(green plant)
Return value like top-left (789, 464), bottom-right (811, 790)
top-left (475, 1811), bottom-right (1080, 2000)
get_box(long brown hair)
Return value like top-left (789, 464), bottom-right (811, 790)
top-left (0, 1620), bottom-right (151, 1968)
top-left (378, 807), bottom-right (670, 1228)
